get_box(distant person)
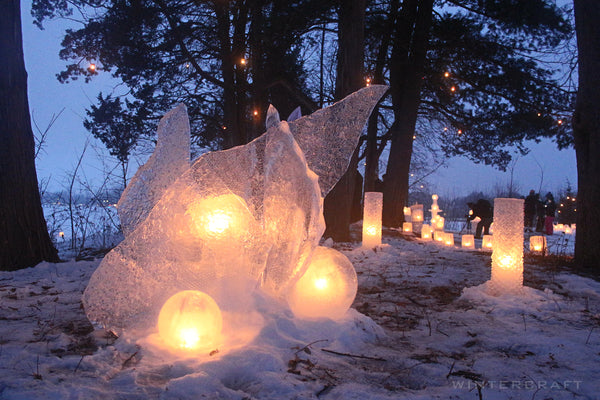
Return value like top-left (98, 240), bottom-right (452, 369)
top-left (467, 199), bottom-right (493, 239)
top-left (544, 192), bottom-right (557, 235)
top-left (524, 190), bottom-right (538, 232)
top-left (535, 198), bottom-right (546, 233)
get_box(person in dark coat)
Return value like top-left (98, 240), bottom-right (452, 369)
top-left (535, 198), bottom-right (546, 232)
top-left (524, 190), bottom-right (538, 232)
top-left (467, 199), bottom-right (493, 239)
top-left (544, 192), bottom-right (557, 235)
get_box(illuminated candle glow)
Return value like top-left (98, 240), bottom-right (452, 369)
top-left (529, 235), bottom-right (546, 253)
top-left (157, 290), bottom-right (223, 353)
top-left (482, 234), bottom-right (493, 250)
top-left (490, 198), bottom-right (524, 294)
top-left (462, 234), bottom-right (475, 249)
top-left (363, 192), bottom-right (383, 248)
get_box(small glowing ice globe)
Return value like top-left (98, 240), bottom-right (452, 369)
top-left (157, 290), bottom-right (223, 352)
top-left (288, 246), bottom-right (358, 320)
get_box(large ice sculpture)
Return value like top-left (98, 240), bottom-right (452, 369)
top-left (117, 104), bottom-right (190, 236)
top-left (84, 85), bottom-right (387, 334)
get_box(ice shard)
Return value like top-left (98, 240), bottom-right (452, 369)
top-left (117, 103), bottom-right (191, 236)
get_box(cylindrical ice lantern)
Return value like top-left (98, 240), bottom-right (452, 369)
top-left (363, 192), bottom-right (383, 248)
top-left (490, 198), bottom-right (524, 294)
top-left (482, 234), bottom-right (493, 250)
top-left (402, 222), bottom-right (413, 233)
top-left (411, 206), bottom-right (424, 223)
top-left (421, 224), bottom-right (432, 240)
top-left (462, 234), bottom-right (475, 249)
top-left (403, 207), bottom-right (412, 221)
top-left (529, 235), bottom-right (546, 253)
top-left (443, 232), bottom-right (454, 246)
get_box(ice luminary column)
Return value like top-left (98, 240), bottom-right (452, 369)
top-left (490, 198), bottom-right (524, 293)
top-left (363, 192), bottom-right (383, 248)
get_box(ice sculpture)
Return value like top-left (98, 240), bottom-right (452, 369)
top-left (490, 198), bottom-right (524, 294)
top-left (288, 85), bottom-right (388, 197)
top-left (287, 246), bottom-right (358, 320)
top-left (117, 104), bottom-right (190, 236)
top-left (84, 85), bottom-right (387, 334)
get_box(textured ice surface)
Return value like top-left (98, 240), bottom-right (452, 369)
top-left (289, 85), bottom-right (387, 197)
top-left (84, 86), bottom-right (387, 333)
top-left (117, 104), bottom-right (190, 236)
top-left (490, 198), bottom-right (524, 294)
top-left (83, 121), bottom-right (323, 332)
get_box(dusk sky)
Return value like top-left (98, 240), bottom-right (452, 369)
top-left (21, 4), bottom-right (578, 198)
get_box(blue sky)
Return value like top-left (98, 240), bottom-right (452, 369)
top-left (21, 3), bottom-right (578, 197)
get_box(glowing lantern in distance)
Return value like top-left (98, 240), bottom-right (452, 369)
top-left (444, 232), bottom-right (454, 246)
top-left (529, 236), bottom-right (546, 253)
top-left (420, 224), bottom-right (432, 240)
top-left (288, 247), bottom-right (358, 320)
top-left (462, 234), bottom-right (475, 249)
top-left (403, 222), bottom-right (413, 233)
top-left (482, 235), bottom-right (493, 250)
top-left (157, 290), bottom-right (223, 352)
top-left (412, 208), bottom-right (423, 222)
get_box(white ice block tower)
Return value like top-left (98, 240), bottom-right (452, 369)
top-left (430, 194), bottom-right (444, 238)
top-left (490, 198), bottom-right (524, 294)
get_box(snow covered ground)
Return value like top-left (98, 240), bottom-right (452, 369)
top-left (1, 230), bottom-right (598, 399)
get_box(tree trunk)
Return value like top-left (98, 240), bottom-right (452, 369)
top-left (364, 0), bottom-right (397, 192)
top-left (382, 0), bottom-right (434, 228)
top-left (323, 0), bottom-right (366, 241)
top-left (0, 0), bottom-right (59, 270)
top-left (573, 0), bottom-right (600, 270)
top-left (214, 0), bottom-right (247, 148)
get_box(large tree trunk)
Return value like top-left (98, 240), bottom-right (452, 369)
top-left (364, 0), bottom-right (398, 192)
top-left (382, 0), bottom-right (433, 228)
top-left (323, 0), bottom-right (366, 241)
top-left (0, 0), bottom-right (59, 270)
top-left (573, 0), bottom-right (600, 270)
top-left (214, 0), bottom-right (248, 148)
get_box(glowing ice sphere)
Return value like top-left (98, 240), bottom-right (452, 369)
top-left (288, 247), bottom-right (358, 320)
top-left (157, 290), bottom-right (223, 352)
top-left (186, 194), bottom-right (251, 242)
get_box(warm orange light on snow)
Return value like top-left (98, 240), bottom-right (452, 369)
top-left (157, 290), bottom-right (223, 352)
top-left (403, 222), bottom-right (413, 233)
